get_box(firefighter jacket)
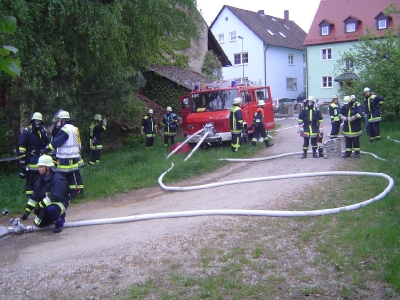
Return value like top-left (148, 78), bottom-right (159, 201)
top-left (364, 94), bottom-right (384, 122)
top-left (18, 125), bottom-right (49, 171)
top-left (329, 102), bottom-right (340, 122)
top-left (252, 107), bottom-right (265, 130)
top-left (24, 169), bottom-right (70, 225)
top-left (298, 107), bottom-right (323, 137)
top-left (163, 112), bottom-right (178, 135)
top-left (141, 115), bottom-right (157, 136)
top-left (339, 103), bottom-right (363, 137)
top-left (229, 105), bottom-right (243, 134)
top-left (48, 123), bottom-right (80, 159)
top-left (89, 121), bottom-right (106, 150)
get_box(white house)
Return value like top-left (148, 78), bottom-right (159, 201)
top-left (210, 5), bottom-right (307, 100)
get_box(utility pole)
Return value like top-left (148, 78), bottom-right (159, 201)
top-left (238, 36), bottom-right (244, 84)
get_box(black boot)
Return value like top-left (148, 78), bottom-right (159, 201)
top-left (312, 149), bottom-right (318, 158)
top-left (354, 151), bottom-right (360, 158)
top-left (251, 141), bottom-right (256, 147)
top-left (301, 150), bottom-right (307, 159)
top-left (342, 151), bottom-right (351, 158)
top-left (264, 141), bottom-right (274, 148)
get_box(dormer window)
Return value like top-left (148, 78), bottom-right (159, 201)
top-left (319, 20), bottom-right (333, 36)
top-left (375, 13), bottom-right (390, 30)
top-left (344, 16), bottom-right (360, 33)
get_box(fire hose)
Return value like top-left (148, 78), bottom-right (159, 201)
top-left (1, 150), bottom-right (394, 238)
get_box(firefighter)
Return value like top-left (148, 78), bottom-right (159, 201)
top-left (363, 87), bottom-right (384, 143)
top-left (298, 96), bottom-right (323, 159)
top-left (141, 109), bottom-right (157, 149)
top-left (251, 100), bottom-right (274, 148)
top-left (41, 111), bottom-right (81, 200)
top-left (18, 112), bottom-right (50, 198)
top-left (229, 97), bottom-right (243, 152)
top-left (163, 106), bottom-right (178, 147)
top-left (20, 155), bottom-right (70, 233)
top-left (339, 95), bottom-right (363, 158)
top-left (89, 114), bottom-right (107, 164)
top-left (329, 95), bottom-right (341, 139)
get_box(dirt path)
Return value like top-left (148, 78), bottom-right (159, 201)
top-left (0, 116), bottom-right (346, 299)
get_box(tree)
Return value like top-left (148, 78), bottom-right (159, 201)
top-left (334, 7), bottom-right (400, 121)
top-left (0, 14), bottom-right (21, 78)
top-left (202, 50), bottom-right (222, 80)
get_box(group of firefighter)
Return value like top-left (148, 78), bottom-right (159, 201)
top-left (229, 86), bottom-right (384, 158)
top-left (18, 111), bottom-right (106, 233)
top-left (299, 87), bottom-right (384, 159)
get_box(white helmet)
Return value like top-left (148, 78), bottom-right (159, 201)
top-left (343, 95), bottom-right (351, 104)
top-left (363, 87), bottom-right (370, 93)
top-left (58, 111), bottom-right (70, 120)
top-left (166, 106), bottom-right (172, 111)
top-left (233, 97), bottom-right (241, 105)
top-left (258, 100), bottom-right (265, 106)
top-left (307, 96), bottom-right (315, 103)
top-left (332, 95), bottom-right (338, 99)
top-left (350, 95), bottom-right (356, 100)
top-left (37, 155), bottom-right (54, 167)
top-left (94, 114), bottom-right (102, 120)
top-left (31, 112), bottom-right (43, 121)
top-left (148, 109), bottom-right (153, 114)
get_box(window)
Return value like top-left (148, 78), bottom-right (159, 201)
top-left (266, 29), bottom-right (274, 35)
top-left (230, 31), bottom-right (236, 41)
top-left (321, 25), bottom-right (329, 35)
top-left (322, 76), bottom-right (332, 88)
top-left (218, 34), bottom-right (224, 43)
top-left (345, 22), bottom-right (356, 32)
top-left (279, 31), bottom-right (286, 38)
top-left (288, 54), bottom-right (294, 65)
top-left (321, 48), bottom-right (332, 60)
top-left (234, 53), bottom-right (248, 65)
top-left (378, 19), bottom-right (387, 29)
top-left (235, 77), bottom-right (248, 85)
top-left (344, 58), bottom-right (354, 69)
top-left (375, 13), bottom-right (389, 30)
top-left (286, 78), bottom-right (297, 91)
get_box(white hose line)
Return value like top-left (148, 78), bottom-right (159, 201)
top-left (387, 136), bottom-right (400, 143)
top-left (184, 132), bottom-right (209, 162)
top-left (166, 128), bottom-right (204, 159)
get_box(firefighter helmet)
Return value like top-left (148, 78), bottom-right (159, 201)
top-left (307, 96), bottom-right (315, 103)
top-left (58, 111), bottom-right (70, 120)
top-left (31, 112), bottom-right (43, 121)
top-left (350, 95), bottom-right (356, 100)
top-left (37, 155), bottom-right (54, 167)
top-left (258, 100), bottom-right (265, 106)
top-left (166, 106), bottom-right (172, 111)
top-left (148, 109), bottom-right (153, 114)
top-left (332, 95), bottom-right (338, 99)
top-left (363, 87), bottom-right (370, 93)
top-left (233, 97), bottom-right (241, 105)
top-left (343, 96), bottom-right (351, 104)
top-left (94, 114), bottom-right (102, 120)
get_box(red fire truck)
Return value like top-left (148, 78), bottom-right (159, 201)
top-left (180, 82), bottom-right (275, 144)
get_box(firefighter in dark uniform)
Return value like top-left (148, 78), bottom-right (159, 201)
top-left (251, 100), bottom-right (274, 148)
top-left (163, 106), bottom-right (178, 147)
top-left (298, 96), bottom-right (323, 159)
top-left (329, 95), bottom-right (341, 139)
top-left (141, 109), bottom-right (157, 149)
top-left (363, 87), bottom-right (384, 143)
top-left (229, 97), bottom-right (243, 152)
top-left (339, 95), bottom-right (363, 158)
top-left (89, 114), bottom-right (107, 165)
top-left (18, 112), bottom-right (50, 198)
top-left (41, 111), bottom-right (81, 200)
top-left (20, 155), bottom-right (70, 233)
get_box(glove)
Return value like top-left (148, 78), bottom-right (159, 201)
top-left (21, 211), bottom-right (30, 221)
top-left (319, 128), bottom-right (323, 133)
top-left (41, 146), bottom-right (50, 155)
top-left (298, 125), bottom-right (304, 132)
top-left (350, 116), bottom-right (356, 122)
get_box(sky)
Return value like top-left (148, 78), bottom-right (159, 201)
top-left (196, 0), bottom-right (321, 32)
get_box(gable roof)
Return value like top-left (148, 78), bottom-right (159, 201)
top-left (148, 65), bottom-right (214, 90)
top-left (207, 28), bottom-right (231, 67)
top-left (304, 0), bottom-right (400, 46)
top-left (211, 5), bottom-right (307, 51)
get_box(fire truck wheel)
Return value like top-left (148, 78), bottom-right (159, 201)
top-left (240, 127), bottom-right (249, 144)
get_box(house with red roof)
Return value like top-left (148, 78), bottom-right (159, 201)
top-left (210, 6), bottom-right (307, 100)
top-left (304, 0), bottom-right (400, 103)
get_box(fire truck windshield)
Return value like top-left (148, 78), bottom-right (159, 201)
top-left (189, 89), bottom-right (237, 113)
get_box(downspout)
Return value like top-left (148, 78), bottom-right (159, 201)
top-left (264, 43), bottom-right (269, 87)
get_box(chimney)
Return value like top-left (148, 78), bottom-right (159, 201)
top-left (284, 10), bottom-right (289, 28)
top-left (258, 10), bottom-right (265, 17)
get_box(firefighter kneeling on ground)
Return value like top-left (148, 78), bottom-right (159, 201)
top-left (251, 100), bottom-right (274, 148)
top-left (298, 96), bottom-right (323, 159)
top-left (21, 155), bottom-right (70, 233)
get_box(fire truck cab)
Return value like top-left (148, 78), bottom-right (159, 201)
top-left (181, 82), bottom-right (275, 144)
